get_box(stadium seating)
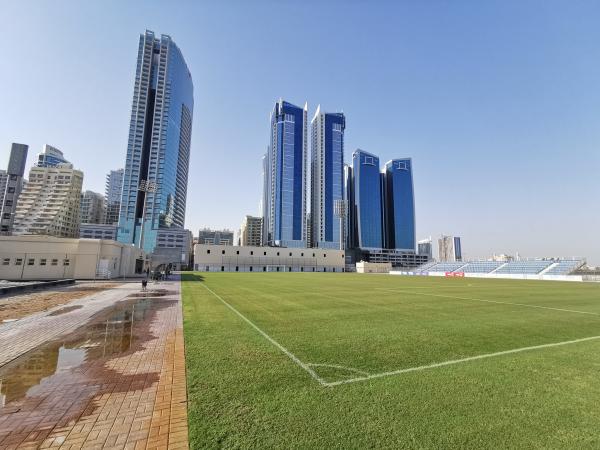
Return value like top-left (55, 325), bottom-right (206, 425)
top-left (427, 262), bottom-right (467, 273)
top-left (459, 261), bottom-right (504, 273)
top-left (494, 260), bottom-right (553, 274)
top-left (544, 260), bottom-right (584, 275)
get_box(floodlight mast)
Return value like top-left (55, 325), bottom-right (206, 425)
top-left (334, 199), bottom-right (347, 251)
top-left (138, 180), bottom-right (157, 250)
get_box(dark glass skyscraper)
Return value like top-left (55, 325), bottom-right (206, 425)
top-left (384, 158), bottom-right (415, 251)
top-left (349, 149), bottom-right (384, 249)
top-left (117, 30), bottom-right (194, 253)
top-left (262, 99), bottom-right (307, 248)
top-left (310, 106), bottom-right (345, 249)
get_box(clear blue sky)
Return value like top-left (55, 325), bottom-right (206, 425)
top-left (1, 1), bottom-right (599, 263)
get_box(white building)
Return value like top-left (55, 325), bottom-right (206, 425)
top-left (438, 235), bottom-right (462, 262)
top-left (13, 163), bottom-right (83, 238)
top-left (80, 190), bottom-right (106, 224)
top-left (80, 223), bottom-right (118, 240)
top-left (194, 244), bottom-right (345, 273)
top-left (310, 105), bottom-right (345, 249)
top-left (0, 235), bottom-right (145, 280)
top-left (239, 215), bottom-right (262, 247)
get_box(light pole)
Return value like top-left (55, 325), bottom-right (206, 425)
top-left (334, 199), bottom-right (347, 251)
top-left (138, 180), bottom-right (157, 251)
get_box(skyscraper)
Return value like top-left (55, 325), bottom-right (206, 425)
top-left (104, 169), bottom-right (124, 225)
top-left (117, 30), bottom-right (194, 253)
top-left (310, 106), bottom-right (345, 249)
top-left (349, 149), bottom-right (384, 249)
top-left (262, 99), bottom-right (307, 248)
top-left (239, 215), bottom-right (263, 247)
top-left (438, 235), bottom-right (462, 262)
top-left (80, 190), bottom-right (106, 224)
top-left (0, 143), bottom-right (28, 235)
top-left (384, 158), bottom-right (415, 251)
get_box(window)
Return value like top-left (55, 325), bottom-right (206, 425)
top-left (221, 266), bottom-right (224, 271)
top-left (249, 266), bottom-right (253, 272)
top-left (236, 250), bottom-right (239, 255)
top-left (277, 252), bottom-right (280, 256)
top-left (300, 267), bottom-right (304, 272)
top-left (301, 253), bottom-right (304, 257)
top-left (324, 254), bottom-right (327, 258)
top-left (15, 258), bottom-right (23, 266)
top-left (51, 259), bottom-right (58, 266)
top-left (250, 251), bottom-right (254, 255)
top-left (264, 251), bottom-right (267, 256)
top-left (40, 259), bottom-right (47, 266)
top-left (205, 266), bottom-right (209, 271)
top-left (235, 266), bottom-right (239, 272)
top-left (363, 156), bottom-right (375, 165)
top-left (221, 250), bottom-right (225, 255)
top-left (396, 160), bottom-right (409, 171)
top-left (263, 267), bottom-right (266, 272)
top-left (63, 259), bottom-right (70, 266)
top-left (27, 258), bottom-right (35, 266)
top-left (288, 267), bottom-right (292, 272)
top-left (2, 258), bottom-right (9, 266)
top-left (312, 253), bottom-right (315, 257)
top-left (7, 187), bottom-right (15, 193)
top-left (289, 252), bottom-right (292, 257)
top-left (207, 249), bottom-right (210, 254)
top-left (276, 267), bottom-right (280, 272)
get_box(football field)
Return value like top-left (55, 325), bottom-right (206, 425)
top-left (182, 273), bottom-right (600, 448)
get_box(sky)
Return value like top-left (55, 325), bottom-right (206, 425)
top-left (1, 0), bottom-right (599, 264)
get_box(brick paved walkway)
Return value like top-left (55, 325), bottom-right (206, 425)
top-left (0, 278), bottom-right (188, 449)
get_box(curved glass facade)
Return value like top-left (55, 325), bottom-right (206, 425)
top-left (117, 31), bottom-right (194, 253)
top-left (352, 150), bottom-right (383, 249)
top-left (385, 159), bottom-right (415, 251)
top-left (263, 100), bottom-right (307, 248)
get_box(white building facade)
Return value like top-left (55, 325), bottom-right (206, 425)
top-left (13, 163), bottom-right (83, 238)
top-left (194, 244), bottom-right (345, 273)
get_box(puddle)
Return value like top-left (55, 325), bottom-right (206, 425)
top-left (127, 289), bottom-right (176, 298)
top-left (47, 305), bottom-right (83, 316)
top-left (0, 296), bottom-right (174, 409)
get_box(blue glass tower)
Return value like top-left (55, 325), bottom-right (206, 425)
top-left (384, 158), bottom-right (416, 251)
top-left (350, 149), bottom-right (384, 249)
top-left (262, 99), bottom-right (307, 247)
top-left (117, 30), bottom-right (194, 253)
top-left (310, 106), bottom-right (345, 249)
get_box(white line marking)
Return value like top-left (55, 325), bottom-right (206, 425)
top-left (325, 334), bottom-right (600, 387)
top-left (376, 288), bottom-right (600, 316)
top-left (200, 283), bottom-right (328, 386)
top-left (307, 363), bottom-right (371, 377)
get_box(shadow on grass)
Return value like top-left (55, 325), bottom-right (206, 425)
top-left (181, 273), bottom-right (205, 282)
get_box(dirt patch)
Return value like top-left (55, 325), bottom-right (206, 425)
top-left (0, 283), bottom-right (119, 322)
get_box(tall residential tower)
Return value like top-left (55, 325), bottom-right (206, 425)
top-left (117, 30), bottom-right (194, 253)
top-left (310, 106), bottom-right (345, 249)
top-left (262, 99), bottom-right (307, 248)
top-left (0, 143), bottom-right (28, 235)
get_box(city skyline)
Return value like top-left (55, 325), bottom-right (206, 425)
top-left (1, 1), bottom-right (599, 263)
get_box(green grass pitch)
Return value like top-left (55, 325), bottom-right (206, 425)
top-left (182, 273), bottom-right (600, 449)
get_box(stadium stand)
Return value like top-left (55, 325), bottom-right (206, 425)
top-left (494, 260), bottom-right (553, 274)
top-left (458, 261), bottom-right (504, 273)
top-left (544, 260), bottom-right (584, 275)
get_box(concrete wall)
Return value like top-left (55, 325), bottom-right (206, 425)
top-left (0, 235), bottom-right (145, 280)
top-left (194, 244), bottom-right (345, 273)
top-left (390, 271), bottom-right (585, 282)
top-left (356, 262), bottom-right (392, 273)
